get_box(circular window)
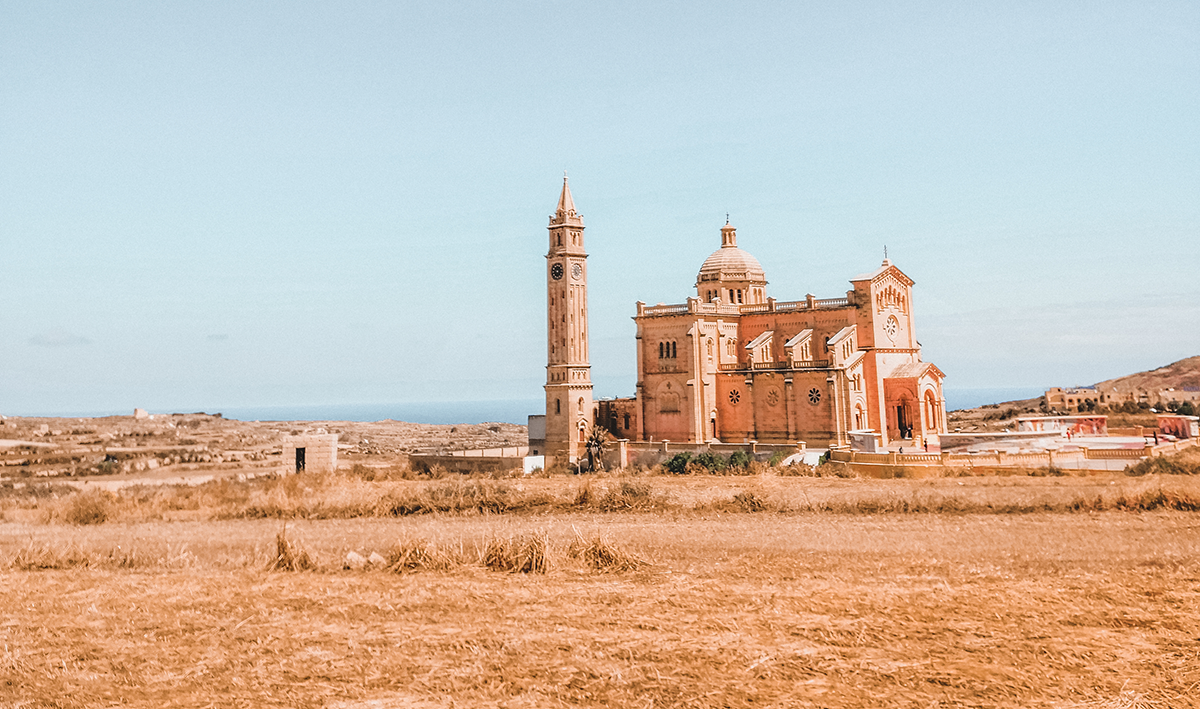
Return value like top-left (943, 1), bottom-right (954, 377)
top-left (808, 387), bottom-right (822, 405)
top-left (728, 389), bottom-right (741, 405)
top-left (883, 314), bottom-right (899, 342)
top-left (766, 388), bottom-right (780, 407)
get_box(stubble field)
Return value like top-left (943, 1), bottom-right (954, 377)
top-left (2, 473), bottom-right (1199, 708)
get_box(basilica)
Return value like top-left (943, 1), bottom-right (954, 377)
top-left (540, 177), bottom-right (948, 466)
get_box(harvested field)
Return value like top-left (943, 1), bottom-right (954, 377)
top-left (2, 507), bottom-right (1199, 707)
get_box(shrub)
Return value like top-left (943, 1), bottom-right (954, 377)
top-left (776, 462), bottom-right (817, 476)
top-left (732, 490), bottom-right (766, 512)
top-left (1127, 454), bottom-right (1200, 477)
top-left (694, 452), bottom-right (727, 472)
top-left (64, 489), bottom-right (114, 525)
top-left (95, 459), bottom-right (121, 476)
top-left (664, 452), bottom-right (692, 475)
top-left (728, 450), bottom-right (754, 469)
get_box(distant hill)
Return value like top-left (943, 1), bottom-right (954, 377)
top-left (1095, 356), bottom-right (1200, 392)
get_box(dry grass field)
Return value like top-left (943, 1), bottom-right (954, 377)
top-left (3, 471), bottom-right (1200, 707)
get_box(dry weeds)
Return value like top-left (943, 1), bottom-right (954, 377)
top-left (6, 467), bottom-right (1200, 527)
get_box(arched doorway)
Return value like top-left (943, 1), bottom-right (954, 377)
top-left (924, 390), bottom-right (939, 431)
top-left (894, 397), bottom-right (913, 439)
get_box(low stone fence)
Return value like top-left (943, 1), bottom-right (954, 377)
top-left (1147, 438), bottom-right (1199, 456)
top-left (608, 440), bottom-right (804, 469)
top-left (408, 453), bottom-right (524, 474)
top-left (829, 438), bottom-right (1197, 476)
top-left (445, 446), bottom-right (529, 458)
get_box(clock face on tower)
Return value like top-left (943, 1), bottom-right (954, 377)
top-left (571, 263), bottom-right (582, 280)
top-left (551, 263), bottom-right (564, 280)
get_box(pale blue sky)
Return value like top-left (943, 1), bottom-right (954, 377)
top-left (2, 1), bottom-right (1197, 416)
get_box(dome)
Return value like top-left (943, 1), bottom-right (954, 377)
top-left (697, 222), bottom-right (766, 284)
top-left (697, 246), bottom-right (766, 282)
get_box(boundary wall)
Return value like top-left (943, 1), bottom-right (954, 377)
top-left (830, 438), bottom-right (1197, 476)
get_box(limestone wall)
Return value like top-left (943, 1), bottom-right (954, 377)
top-left (282, 434), bottom-right (338, 474)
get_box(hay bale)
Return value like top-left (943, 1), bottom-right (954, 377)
top-left (484, 532), bottom-right (547, 574)
top-left (270, 529), bottom-right (315, 571)
top-left (386, 538), bottom-right (454, 572)
top-left (567, 533), bottom-right (647, 573)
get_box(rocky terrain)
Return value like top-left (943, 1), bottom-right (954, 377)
top-left (0, 413), bottom-right (527, 482)
top-left (1096, 355), bottom-right (1200, 392)
top-left (945, 356), bottom-right (1198, 434)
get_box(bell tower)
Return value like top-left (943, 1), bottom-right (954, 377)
top-left (544, 175), bottom-right (593, 466)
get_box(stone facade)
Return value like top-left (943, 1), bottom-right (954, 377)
top-left (624, 223), bottom-right (947, 448)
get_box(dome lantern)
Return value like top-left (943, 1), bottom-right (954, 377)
top-left (695, 221), bottom-right (768, 305)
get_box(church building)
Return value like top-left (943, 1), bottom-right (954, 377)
top-left (541, 178), bottom-right (948, 466)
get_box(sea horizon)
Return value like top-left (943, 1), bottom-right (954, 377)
top-left (3, 387), bottom-right (1045, 425)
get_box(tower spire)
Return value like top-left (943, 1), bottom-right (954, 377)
top-left (557, 173), bottom-right (576, 216)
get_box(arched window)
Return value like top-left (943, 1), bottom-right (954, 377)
top-left (671, 341), bottom-right (677, 358)
top-left (658, 342), bottom-right (664, 359)
top-left (623, 413), bottom-right (631, 429)
top-left (557, 234), bottom-right (562, 246)
top-left (556, 399), bottom-right (561, 414)
top-left (855, 405), bottom-right (864, 430)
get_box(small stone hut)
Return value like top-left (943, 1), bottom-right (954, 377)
top-left (282, 434), bottom-right (338, 474)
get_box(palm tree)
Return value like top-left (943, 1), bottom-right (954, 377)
top-left (584, 425), bottom-right (608, 472)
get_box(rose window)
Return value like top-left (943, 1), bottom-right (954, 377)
top-left (728, 389), bottom-right (741, 405)
top-left (808, 387), bottom-right (822, 405)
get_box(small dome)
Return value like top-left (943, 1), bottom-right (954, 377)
top-left (698, 246), bottom-right (766, 281)
top-left (698, 223), bottom-right (766, 283)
